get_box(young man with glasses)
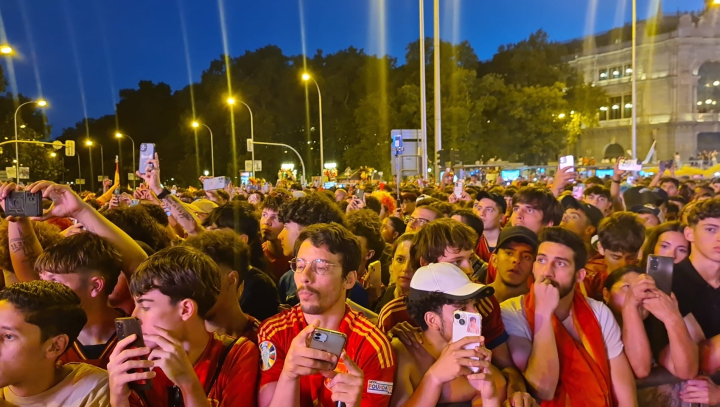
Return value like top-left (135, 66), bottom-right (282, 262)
top-left (258, 223), bottom-right (395, 407)
top-left (406, 205), bottom-right (443, 233)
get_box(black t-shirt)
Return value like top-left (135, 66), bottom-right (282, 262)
top-left (673, 258), bottom-right (720, 338)
top-left (240, 266), bottom-right (281, 321)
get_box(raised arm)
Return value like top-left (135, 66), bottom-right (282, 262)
top-left (621, 277), bottom-right (655, 378)
top-left (27, 181), bottom-right (148, 279)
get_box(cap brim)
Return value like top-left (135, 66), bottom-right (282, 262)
top-left (409, 284), bottom-right (495, 303)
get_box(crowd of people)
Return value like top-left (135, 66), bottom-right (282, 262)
top-left (2, 152), bottom-right (720, 406)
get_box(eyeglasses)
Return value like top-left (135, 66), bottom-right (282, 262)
top-left (290, 258), bottom-right (340, 275)
top-left (407, 216), bottom-right (430, 226)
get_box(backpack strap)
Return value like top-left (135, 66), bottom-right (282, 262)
top-left (205, 336), bottom-right (241, 396)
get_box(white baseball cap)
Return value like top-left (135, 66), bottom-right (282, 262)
top-left (408, 262), bottom-right (495, 302)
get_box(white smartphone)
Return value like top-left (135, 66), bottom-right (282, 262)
top-left (203, 176), bottom-right (229, 191)
top-left (559, 155), bottom-right (575, 171)
top-left (452, 310), bottom-right (482, 373)
top-left (454, 180), bottom-right (464, 199)
top-left (618, 158), bottom-right (642, 172)
top-left (366, 260), bottom-right (382, 290)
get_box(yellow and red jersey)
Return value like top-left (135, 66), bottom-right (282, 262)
top-left (258, 305), bottom-right (396, 407)
top-left (475, 234), bottom-right (495, 263)
top-left (130, 332), bottom-right (259, 407)
top-left (59, 334), bottom-right (118, 369)
top-left (377, 295), bottom-right (418, 335)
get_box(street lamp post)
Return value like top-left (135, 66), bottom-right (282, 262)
top-left (85, 141), bottom-right (95, 192)
top-left (13, 99), bottom-right (47, 183)
top-left (631, 0), bottom-right (637, 160)
top-left (77, 153), bottom-right (82, 192)
top-left (191, 121), bottom-right (215, 177)
top-left (239, 102), bottom-right (255, 178)
top-left (115, 133), bottom-right (136, 189)
top-left (302, 73), bottom-right (324, 175)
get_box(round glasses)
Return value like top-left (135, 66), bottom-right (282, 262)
top-left (289, 258), bottom-right (339, 275)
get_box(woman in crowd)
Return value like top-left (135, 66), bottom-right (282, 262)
top-left (374, 233), bottom-right (415, 313)
top-left (640, 222), bottom-right (689, 267)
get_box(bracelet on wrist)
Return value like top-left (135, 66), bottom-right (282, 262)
top-left (156, 188), bottom-right (172, 200)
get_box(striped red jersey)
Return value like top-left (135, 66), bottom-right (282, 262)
top-left (376, 295), bottom-right (508, 350)
top-left (582, 254), bottom-right (609, 301)
top-left (258, 305), bottom-right (396, 407)
top-left (58, 334), bottom-right (118, 369)
top-left (241, 314), bottom-right (262, 344)
top-left (476, 234), bottom-right (495, 263)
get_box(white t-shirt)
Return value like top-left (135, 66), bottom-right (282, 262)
top-left (0, 363), bottom-right (109, 407)
top-left (500, 295), bottom-right (624, 360)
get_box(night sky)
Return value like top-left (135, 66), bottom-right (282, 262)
top-left (0, 0), bottom-right (705, 137)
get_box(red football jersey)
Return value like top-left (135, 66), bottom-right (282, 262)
top-left (130, 332), bottom-right (259, 407)
top-left (376, 295), bottom-right (508, 350)
top-left (476, 234), bottom-right (495, 263)
top-left (582, 254), bottom-right (609, 301)
top-left (59, 334), bottom-right (118, 369)
top-left (241, 314), bottom-right (261, 344)
top-left (258, 305), bottom-right (396, 407)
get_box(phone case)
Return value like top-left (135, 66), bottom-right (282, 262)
top-left (618, 159), bottom-right (642, 171)
top-left (309, 328), bottom-right (347, 369)
top-left (138, 143), bottom-right (156, 174)
top-left (115, 317), bottom-right (152, 391)
top-left (452, 311), bottom-right (482, 373)
top-left (647, 255), bottom-right (674, 295)
top-left (4, 191), bottom-right (43, 217)
top-left (203, 176), bottom-right (228, 191)
top-left (559, 156), bottom-right (574, 169)
top-left (454, 181), bottom-right (464, 198)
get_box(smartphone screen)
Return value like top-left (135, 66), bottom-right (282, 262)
top-left (138, 143), bottom-right (156, 174)
top-left (356, 189), bottom-right (365, 200)
top-left (452, 310), bottom-right (482, 372)
top-left (647, 255), bottom-right (674, 295)
top-left (454, 181), bottom-right (464, 199)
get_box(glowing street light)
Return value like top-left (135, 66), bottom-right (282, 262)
top-left (37, 100), bottom-right (47, 107)
top-left (302, 73), bottom-right (325, 176)
top-left (558, 113), bottom-right (566, 119)
top-left (115, 132), bottom-right (136, 188)
top-left (50, 152), bottom-right (57, 158)
top-left (190, 121), bottom-right (215, 176)
top-left (204, 170), bottom-right (210, 176)
top-left (0, 46), bottom-right (13, 55)
top-left (226, 97), bottom-right (236, 105)
top-left (85, 140), bottom-right (93, 146)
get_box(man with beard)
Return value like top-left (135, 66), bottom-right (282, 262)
top-left (501, 227), bottom-right (637, 406)
top-left (488, 227), bottom-right (538, 304)
top-left (261, 196), bottom-right (293, 283)
top-left (258, 223), bottom-right (395, 407)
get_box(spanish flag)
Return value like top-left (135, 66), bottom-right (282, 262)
top-left (95, 156), bottom-right (121, 204)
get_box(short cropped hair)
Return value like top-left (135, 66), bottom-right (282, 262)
top-left (410, 218), bottom-right (478, 270)
top-left (103, 206), bottom-right (171, 252)
top-left (182, 230), bottom-right (250, 286)
top-left (603, 266), bottom-right (644, 292)
top-left (346, 210), bottom-right (385, 263)
top-left (659, 177), bottom-right (680, 189)
top-left (364, 196), bottom-right (382, 215)
top-left (597, 212), bottom-right (646, 254)
top-left (0, 281), bottom-right (86, 352)
top-left (141, 203), bottom-right (170, 227)
top-left (130, 246), bottom-right (221, 318)
top-left (293, 223), bottom-right (361, 278)
top-left (202, 201), bottom-right (266, 271)
top-left (584, 185), bottom-right (611, 201)
top-left (539, 227), bottom-right (587, 271)
top-left (687, 197), bottom-right (720, 227)
top-left (279, 194), bottom-right (345, 227)
top-left (450, 209), bottom-right (484, 247)
top-left (34, 233), bottom-right (123, 295)
top-left (512, 186), bottom-right (564, 226)
top-left (585, 176), bottom-right (603, 186)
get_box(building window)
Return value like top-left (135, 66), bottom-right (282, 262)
top-left (623, 94), bottom-right (633, 118)
top-left (599, 69), bottom-right (608, 81)
top-left (697, 61), bottom-right (720, 114)
top-left (624, 64), bottom-right (633, 77)
top-left (611, 67), bottom-right (622, 79)
top-left (610, 97), bottom-right (622, 120)
top-left (599, 106), bottom-right (608, 121)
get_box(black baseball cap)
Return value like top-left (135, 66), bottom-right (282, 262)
top-left (630, 204), bottom-right (660, 218)
top-left (496, 226), bottom-right (539, 252)
top-left (475, 191), bottom-right (507, 214)
top-left (560, 195), bottom-right (604, 228)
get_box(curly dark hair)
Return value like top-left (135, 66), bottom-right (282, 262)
top-left (260, 195), bottom-right (287, 213)
top-left (0, 220), bottom-right (61, 273)
top-left (103, 206), bottom-right (171, 252)
top-left (346, 210), bottom-right (385, 264)
top-left (130, 246), bottom-right (221, 318)
top-left (294, 223), bottom-right (361, 278)
top-left (408, 291), bottom-right (466, 331)
top-left (687, 198), bottom-right (720, 227)
top-left (410, 218), bottom-right (477, 270)
top-left (597, 212), bottom-right (646, 254)
top-left (140, 203), bottom-right (170, 227)
top-left (202, 201), bottom-right (267, 272)
top-left (512, 186), bottom-right (564, 226)
top-left (183, 230), bottom-right (250, 286)
top-left (278, 194), bottom-right (345, 227)
top-left (34, 232), bottom-right (123, 295)
top-left (0, 280), bottom-right (87, 352)
top-left (539, 227), bottom-right (588, 271)
top-left (364, 195), bottom-right (382, 215)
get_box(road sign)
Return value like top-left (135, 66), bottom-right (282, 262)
top-left (65, 140), bottom-right (75, 156)
top-left (18, 167), bottom-right (29, 179)
top-left (52, 140), bottom-right (63, 150)
top-left (98, 176), bottom-right (106, 182)
top-left (5, 167), bottom-right (15, 179)
top-left (0, 171), bottom-right (8, 181)
top-left (128, 173), bottom-right (136, 181)
top-left (245, 160), bottom-right (262, 172)
top-left (75, 179), bottom-right (85, 185)
top-left (247, 139), bottom-right (253, 152)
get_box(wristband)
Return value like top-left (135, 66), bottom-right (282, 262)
top-left (612, 179), bottom-right (621, 184)
top-left (156, 188), bottom-right (172, 200)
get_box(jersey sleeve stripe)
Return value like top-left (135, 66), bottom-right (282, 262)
top-left (259, 313), bottom-right (299, 341)
top-left (378, 303), bottom-right (407, 324)
top-left (347, 312), bottom-right (389, 368)
top-left (353, 316), bottom-right (395, 368)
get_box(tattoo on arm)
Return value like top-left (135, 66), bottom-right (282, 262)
top-left (164, 195), bottom-right (197, 223)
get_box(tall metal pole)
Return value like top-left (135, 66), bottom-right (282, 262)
top-left (13, 101), bottom-right (35, 184)
top-left (88, 145), bottom-right (95, 192)
top-left (77, 153), bottom-right (83, 192)
top-left (100, 144), bottom-right (104, 180)
top-left (631, 0), bottom-right (637, 159)
top-left (119, 134), bottom-right (137, 189)
top-left (419, 0), bottom-right (429, 180)
top-left (433, 0), bottom-right (442, 177)
top-left (200, 124), bottom-right (215, 177)
top-left (311, 78), bottom-right (324, 175)
top-left (239, 101), bottom-right (255, 178)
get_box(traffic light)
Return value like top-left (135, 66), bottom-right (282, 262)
top-left (65, 140), bottom-right (76, 157)
top-left (437, 149), bottom-right (449, 167)
top-left (449, 149), bottom-right (461, 165)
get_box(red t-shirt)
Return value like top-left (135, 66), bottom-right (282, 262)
top-left (130, 332), bottom-right (259, 407)
top-left (258, 305), bottom-right (396, 407)
top-left (475, 234), bottom-right (495, 263)
top-left (582, 254), bottom-right (609, 301)
top-left (263, 241), bottom-right (294, 283)
top-left (59, 334), bottom-right (118, 369)
top-left (377, 295), bottom-right (508, 350)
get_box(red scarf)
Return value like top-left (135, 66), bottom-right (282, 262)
top-left (524, 285), bottom-right (613, 407)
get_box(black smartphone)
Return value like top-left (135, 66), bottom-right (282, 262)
top-left (4, 191), bottom-right (43, 217)
top-left (115, 317), bottom-right (153, 391)
top-left (647, 255), bottom-right (674, 295)
top-left (138, 143), bottom-right (156, 174)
